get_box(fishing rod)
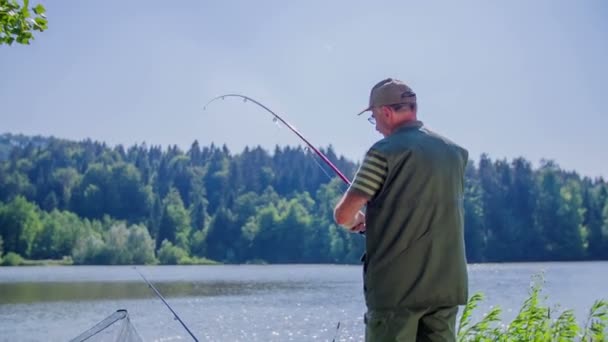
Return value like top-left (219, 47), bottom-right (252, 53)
top-left (204, 94), bottom-right (366, 238)
top-left (134, 267), bottom-right (199, 342)
top-left (203, 94), bottom-right (352, 187)
top-left (331, 321), bottom-right (341, 342)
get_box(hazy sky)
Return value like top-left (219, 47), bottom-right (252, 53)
top-left (1, 1), bottom-right (606, 178)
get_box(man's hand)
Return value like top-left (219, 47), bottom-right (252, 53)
top-left (348, 211), bottom-right (366, 233)
top-left (334, 190), bottom-right (369, 232)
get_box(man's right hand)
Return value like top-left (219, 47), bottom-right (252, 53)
top-left (348, 211), bottom-right (366, 233)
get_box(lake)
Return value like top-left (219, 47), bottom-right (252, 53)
top-left (0, 262), bottom-right (606, 341)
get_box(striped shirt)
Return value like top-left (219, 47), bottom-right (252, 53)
top-left (349, 149), bottom-right (388, 198)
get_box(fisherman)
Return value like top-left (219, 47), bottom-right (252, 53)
top-left (333, 78), bottom-right (469, 341)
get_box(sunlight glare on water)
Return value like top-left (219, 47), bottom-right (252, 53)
top-left (0, 263), bottom-right (606, 341)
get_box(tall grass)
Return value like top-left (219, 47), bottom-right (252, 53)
top-left (458, 274), bottom-right (607, 341)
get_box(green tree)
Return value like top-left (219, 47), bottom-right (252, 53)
top-left (127, 224), bottom-right (156, 264)
top-left (72, 229), bottom-right (105, 265)
top-left (601, 197), bottom-right (608, 259)
top-left (535, 162), bottom-right (585, 260)
top-left (50, 167), bottom-right (81, 210)
top-left (0, 0), bottom-right (47, 45)
top-left (328, 224), bottom-right (346, 262)
top-left (108, 163), bottom-right (153, 222)
top-left (478, 155), bottom-right (508, 261)
top-left (507, 158), bottom-right (542, 260)
top-left (205, 207), bottom-right (239, 262)
top-left (167, 154), bottom-right (194, 207)
top-left (583, 182), bottom-right (607, 259)
top-left (188, 192), bottom-right (210, 258)
top-left (1, 132), bottom-right (605, 264)
top-left (554, 179), bottom-right (585, 260)
top-left (103, 223), bottom-right (156, 265)
top-left (0, 195), bottom-right (42, 257)
top-left (32, 209), bottom-right (83, 259)
top-left (232, 146), bottom-right (274, 194)
top-left (72, 163), bottom-right (152, 222)
top-left (189, 197), bottom-right (209, 232)
top-left (250, 203), bottom-right (282, 262)
top-left (157, 239), bottom-right (188, 265)
top-left (343, 229), bottom-right (365, 263)
top-left (274, 198), bottom-right (312, 262)
top-left (104, 223), bottom-right (131, 264)
top-left (71, 163), bottom-right (110, 219)
top-left (202, 145), bottom-right (230, 213)
top-left (463, 161), bottom-right (485, 262)
top-left (157, 188), bottom-right (191, 250)
top-left (314, 178), bottom-right (353, 262)
top-left (0, 170), bottom-right (35, 202)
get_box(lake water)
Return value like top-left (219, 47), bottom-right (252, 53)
top-left (0, 262), bottom-right (606, 341)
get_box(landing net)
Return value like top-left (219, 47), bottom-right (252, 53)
top-left (69, 309), bottom-right (143, 342)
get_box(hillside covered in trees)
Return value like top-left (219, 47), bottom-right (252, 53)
top-left (0, 133), bottom-right (606, 265)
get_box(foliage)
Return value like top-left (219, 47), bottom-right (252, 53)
top-left (126, 224), bottom-right (157, 264)
top-left (157, 239), bottom-right (188, 265)
top-left (0, 0), bottom-right (47, 45)
top-left (0, 251), bottom-right (72, 266)
top-left (1, 251), bottom-right (23, 265)
top-left (20, 256), bottom-right (72, 265)
top-left (72, 221), bottom-right (157, 265)
top-left (32, 209), bottom-right (86, 259)
top-left (457, 275), bottom-right (608, 341)
top-left (72, 229), bottom-right (105, 264)
top-left (0, 195), bottom-right (42, 257)
top-left (175, 255), bottom-right (219, 265)
top-left (0, 133), bottom-right (607, 264)
top-left (102, 223), bottom-right (156, 265)
top-left (158, 187), bottom-right (190, 251)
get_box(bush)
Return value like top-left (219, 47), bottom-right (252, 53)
top-left (19, 256), bottom-right (73, 266)
top-left (72, 222), bottom-right (157, 265)
top-left (1, 252), bottom-right (24, 266)
top-left (457, 274), bottom-right (608, 341)
top-left (126, 224), bottom-right (156, 264)
top-left (176, 256), bottom-right (219, 265)
top-left (72, 231), bottom-right (106, 264)
top-left (157, 240), bottom-right (188, 265)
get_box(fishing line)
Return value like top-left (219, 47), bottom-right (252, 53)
top-left (203, 94), bottom-right (352, 187)
top-left (304, 146), bottom-right (349, 193)
top-left (134, 267), bottom-right (199, 342)
top-left (206, 95), bottom-right (363, 341)
top-left (331, 321), bottom-right (341, 342)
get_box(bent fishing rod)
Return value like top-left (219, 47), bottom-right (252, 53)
top-left (134, 267), bottom-right (199, 342)
top-left (204, 94), bottom-right (366, 238)
top-left (203, 94), bottom-right (352, 187)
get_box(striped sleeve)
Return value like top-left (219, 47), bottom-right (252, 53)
top-left (349, 149), bottom-right (388, 198)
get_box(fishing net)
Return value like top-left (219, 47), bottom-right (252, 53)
top-left (69, 309), bottom-right (143, 342)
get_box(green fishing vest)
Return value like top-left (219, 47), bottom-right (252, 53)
top-left (363, 120), bottom-right (469, 310)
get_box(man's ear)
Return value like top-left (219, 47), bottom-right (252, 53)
top-left (381, 106), bottom-right (393, 121)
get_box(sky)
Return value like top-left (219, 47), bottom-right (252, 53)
top-left (1, 0), bottom-right (606, 178)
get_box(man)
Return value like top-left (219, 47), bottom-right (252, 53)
top-left (334, 78), bottom-right (469, 341)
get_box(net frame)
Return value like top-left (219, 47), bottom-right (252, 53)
top-left (69, 309), bottom-right (143, 342)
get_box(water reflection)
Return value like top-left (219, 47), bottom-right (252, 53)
top-left (0, 263), bottom-right (606, 341)
top-left (0, 280), bottom-right (305, 304)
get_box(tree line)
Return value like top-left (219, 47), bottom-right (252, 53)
top-left (0, 133), bottom-right (606, 265)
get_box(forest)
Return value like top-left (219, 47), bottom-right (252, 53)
top-left (0, 133), bottom-right (606, 265)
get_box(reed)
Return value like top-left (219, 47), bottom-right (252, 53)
top-left (458, 274), bottom-right (607, 341)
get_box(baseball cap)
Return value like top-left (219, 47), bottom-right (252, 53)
top-left (356, 78), bottom-right (416, 115)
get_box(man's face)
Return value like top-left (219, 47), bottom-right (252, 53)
top-left (371, 106), bottom-right (390, 137)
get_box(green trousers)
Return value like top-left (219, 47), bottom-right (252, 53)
top-left (364, 306), bottom-right (458, 342)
